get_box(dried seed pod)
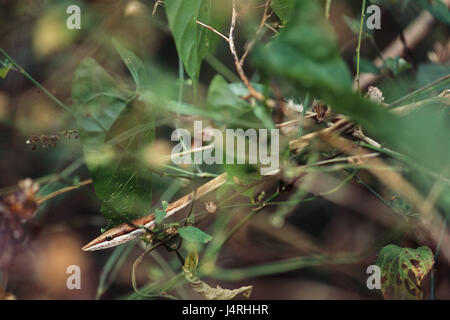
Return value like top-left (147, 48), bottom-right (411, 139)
top-left (204, 201), bottom-right (217, 214)
top-left (366, 86), bottom-right (385, 104)
top-left (166, 227), bottom-right (178, 235)
top-left (312, 99), bottom-right (329, 122)
top-left (3, 179), bottom-right (39, 220)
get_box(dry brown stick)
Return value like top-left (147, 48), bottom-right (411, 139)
top-left (229, 0), bottom-right (265, 101)
top-left (289, 118), bottom-right (353, 153)
top-left (196, 21), bottom-right (229, 41)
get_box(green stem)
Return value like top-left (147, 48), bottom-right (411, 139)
top-left (325, 0), bottom-right (332, 20)
top-left (388, 75), bottom-right (450, 107)
top-left (204, 53), bottom-right (240, 83)
top-left (356, 0), bottom-right (366, 95)
top-left (0, 48), bottom-right (74, 116)
top-left (203, 254), bottom-right (355, 281)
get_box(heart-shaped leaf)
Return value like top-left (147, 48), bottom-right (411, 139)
top-left (178, 225), bottom-right (212, 243)
top-left (376, 245), bottom-right (434, 300)
top-left (72, 51), bottom-right (154, 226)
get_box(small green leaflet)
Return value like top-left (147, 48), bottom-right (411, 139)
top-left (376, 244), bottom-right (434, 300)
top-left (383, 57), bottom-right (411, 75)
top-left (154, 201), bottom-right (169, 225)
top-left (178, 225), bottom-right (212, 243)
top-left (0, 59), bottom-right (12, 79)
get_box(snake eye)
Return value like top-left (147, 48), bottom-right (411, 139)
top-left (105, 235), bottom-right (114, 241)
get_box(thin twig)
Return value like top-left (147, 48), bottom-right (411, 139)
top-left (0, 48), bottom-right (74, 116)
top-left (37, 179), bottom-right (93, 204)
top-left (195, 21), bottom-right (229, 42)
top-left (131, 237), bottom-right (179, 300)
top-left (229, 1), bottom-right (264, 100)
top-left (240, 0), bottom-right (272, 66)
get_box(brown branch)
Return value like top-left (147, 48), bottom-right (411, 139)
top-left (239, 0), bottom-right (272, 66)
top-left (228, 0), bottom-right (264, 101)
top-left (197, 0), bottom-right (265, 102)
top-left (37, 179), bottom-right (93, 204)
top-left (196, 21), bottom-right (229, 42)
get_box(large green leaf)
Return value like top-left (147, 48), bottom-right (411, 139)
top-left (376, 245), bottom-right (434, 300)
top-left (206, 75), bottom-right (272, 129)
top-left (72, 53), bottom-right (153, 226)
top-left (271, 0), bottom-right (294, 24)
top-left (416, 0), bottom-right (450, 25)
top-left (165, 0), bottom-right (213, 82)
top-left (255, 1), bottom-right (352, 94)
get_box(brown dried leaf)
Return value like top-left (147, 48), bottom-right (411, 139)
top-left (2, 179), bottom-right (39, 220)
top-left (183, 249), bottom-right (253, 300)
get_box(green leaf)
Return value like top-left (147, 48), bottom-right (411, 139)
top-left (343, 14), bottom-right (374, 37)
top-left (183, 248), bottom-right (199, 273)
top-left (113, 40), bottom-right (150, 92)
top-left (342, 15), bottom-right (361, 34)
top-left (72, 56), bottom-right (153, 226)
top-left (207, 75), bottom-right (251, 114)
top-left (165, 0), bottom-right (212, 82)
top-left (224, 164), bottom-right (262, 203)
top-left (389, 193), bottom-right (413, 217)
top-left (376, 245), bottom-right (434, 300)
top-left (254, 1), bottom-right (352, 93)
top-left (178, 226), bottom-right (213, 243)
top-left (271, 0), bottom-right (294, 24)
top-left (96, 242), bottom-right (135, 299)
top-left (416, 63), bottom-right (450, 88)
top-left (154, 201), bottom-right (169, 225)
top-left (0, 59), bottom-right (12, 79)
top-left (206, 75), bottom-right (271, 129)
top-left (383, 57), bottom-right (411, 75)
top-left (416, 0), bottom-right (450, 25)
top-left (356, 57), bottom-right (380, 74)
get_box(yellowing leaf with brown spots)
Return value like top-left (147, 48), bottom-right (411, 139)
top-left (376, 245), bottom-right (434, 300)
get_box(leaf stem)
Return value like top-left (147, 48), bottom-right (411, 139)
top-left (0, 48), bottom-right (74, 116)
top-left (356, 0), bottom-right (366, 95)
top-left (325, 0), bottom-right (332, 20)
